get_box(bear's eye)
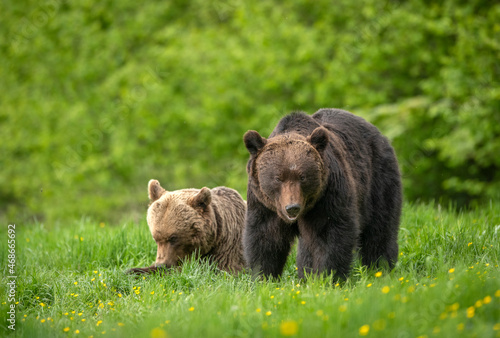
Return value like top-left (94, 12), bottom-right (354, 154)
top-left (168, 236), bottom-right (178, 244)
top-left (299, 175), bottom-right (306, 182)
top-left (275, 177), bottom-right (282, 183)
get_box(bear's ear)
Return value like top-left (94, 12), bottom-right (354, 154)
top-left (308, 127), bottom-right (329, 153)
top-left (148, 179), bottom-right (166, 202)
top-left (190, 187), bottom-right (212, 211)
top-left (244, 130), bottom-right (267, 156)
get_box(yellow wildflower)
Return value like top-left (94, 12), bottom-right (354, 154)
top-left (280, 320), bottom-right (299, 336)
top-left (359, 324), bottom-right (370, 336)
top-left (150, 328), bottom-right (167, 338)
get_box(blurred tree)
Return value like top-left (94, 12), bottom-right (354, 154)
top-left (1, 0), bottom-right (498, 223)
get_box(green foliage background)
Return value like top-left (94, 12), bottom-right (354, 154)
top-left (1, 0), bottom-right (499, 223)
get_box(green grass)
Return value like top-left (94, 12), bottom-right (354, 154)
top-left (1, 202), bottom-right (499, 337)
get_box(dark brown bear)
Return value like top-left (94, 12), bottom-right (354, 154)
top-left (127, 179), bottom-right (246, 275)
top-left (243, 109), bottom-right (402, 280)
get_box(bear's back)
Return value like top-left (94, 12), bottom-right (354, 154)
top-left (269, 112), bottom-right (321, 138)
top-left (269, 109), bottom-right (381, 142)
top-left (312, 108), bottom-right (382, 142)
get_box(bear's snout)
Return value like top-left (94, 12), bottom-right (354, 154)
top-left (155, 242), bottom-right (178, 268)
top-left (278, 181), bottom-right (303, 222)
top-left (285, 204), bottom-right (301, 219)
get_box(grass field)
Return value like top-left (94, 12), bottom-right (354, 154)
top-left (1, 202), bottom-right (499, 337)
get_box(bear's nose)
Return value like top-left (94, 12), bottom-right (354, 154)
top-left (285, 204), bottom-right (301, 218)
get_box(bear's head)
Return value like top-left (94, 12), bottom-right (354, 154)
top-left (146, 180), bottom-right (217, 268)
top-left (244, 127), bottom-right (329, 223)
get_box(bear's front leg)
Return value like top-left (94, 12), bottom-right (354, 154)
top-left (244, 199), bottom-right (297, 279)
top-left (296, 239), bottom-right (314, 279)
top-left (298, 219), bottom-right (358, 280)
top-left (125, 265), bottom-right (167, 275)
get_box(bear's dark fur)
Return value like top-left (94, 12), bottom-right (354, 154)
top-left (243, 109), bottom-right (402, 280)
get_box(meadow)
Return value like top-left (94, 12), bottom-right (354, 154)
top-left (2, 1), bottom-right (499, 336)
top-left (1, 202), bottom-right (499, 337)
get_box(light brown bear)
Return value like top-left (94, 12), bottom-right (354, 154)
top-left (127, 179), bottom-right (246, 274)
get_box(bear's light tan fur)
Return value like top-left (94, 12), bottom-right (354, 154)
top-left (127, 180), bottom-right (246, 274)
